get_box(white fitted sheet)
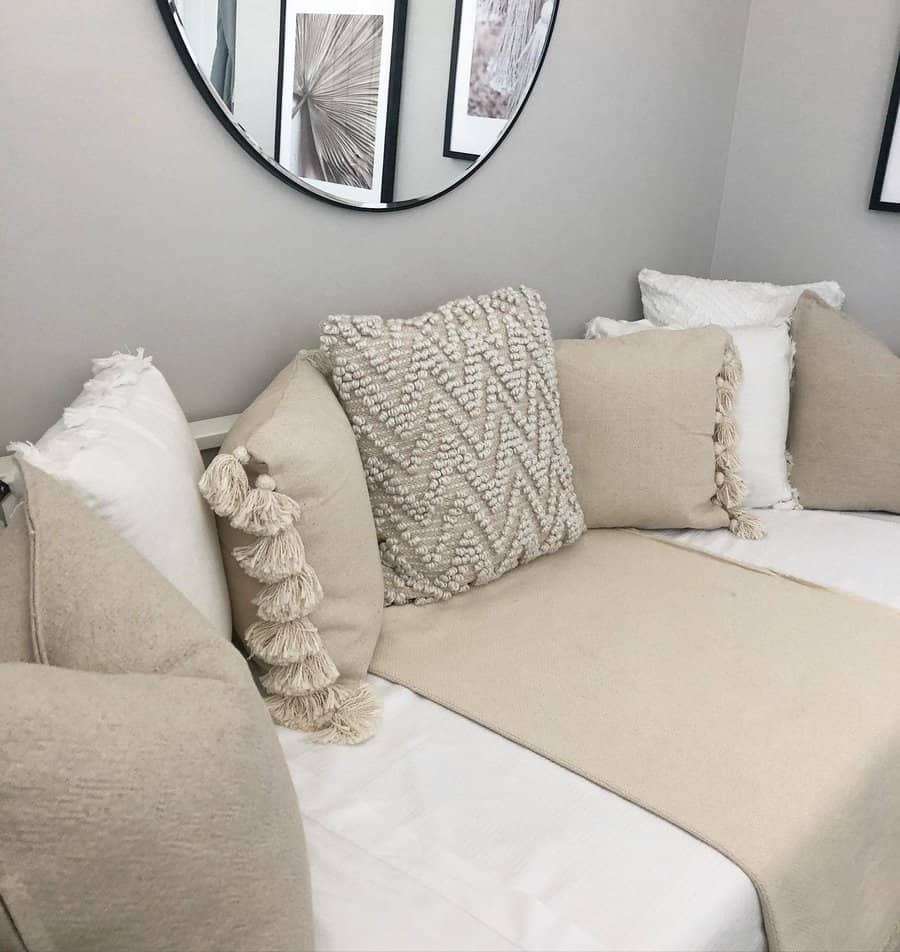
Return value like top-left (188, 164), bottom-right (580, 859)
top-left (278, 510), bottom-right (900, 952)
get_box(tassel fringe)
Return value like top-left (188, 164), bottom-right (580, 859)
top-left (230, 476), bottom-right (303, 536)
top-left (244, 617), bottom-right (323, 665)
top-left (713, 341), bottom-right (767, 540)
top-left (233, 526), bottom-right (308, 584)
top-left (261, 653), bottom-right (341, 696)
top-left (196, 443), bottom-right (381, 745)
top-left (199, 447), bottom-right (251, 518)
top-left (266, 682), bottom-right (380, 745)
top-left (253, 572), bottom-right (323, 621)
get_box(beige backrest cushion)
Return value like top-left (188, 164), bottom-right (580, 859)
top-left (0, 462), bottom-right (313, 952)
top-left (556, 328), bottom-right (739, 531)
top-left (788, 291), bottom-right (900, 512)
top-left (0, 505), bottom-right (33, 663)
top-left (219, 353), bottom-right (384, 682)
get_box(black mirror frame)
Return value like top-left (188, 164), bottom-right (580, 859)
top-left (155, 0), bottom-right (560, 212)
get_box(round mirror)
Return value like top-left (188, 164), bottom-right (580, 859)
top-left (157, 0), bottom-right (559, 210)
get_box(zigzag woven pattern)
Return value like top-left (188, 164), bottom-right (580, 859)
top-left (321, 286), bottom-right (585, 605)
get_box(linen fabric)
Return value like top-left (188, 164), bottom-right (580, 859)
top-left (320, 287), bottom-right (585, 605)
top-left (556, 329), bottom-right (731, 530)
top-left (788, 291), bottom-right (900, 513)
top-left (0, 506), bottom-right (32, 664)
top-left (0, 462), bottom-right (313, 952)
top-left (288, 509), bottom-right (899, 952)
top-left (218, 352), bottom-right (384, 681)
top-left (639, 268), bottom-right (844, 328)
top-left (371, 528), bottom-right (900, 952)
top-left (585, 318), bottom-right (796, 509)
top-left (7, 351), bottom-right (231, 638)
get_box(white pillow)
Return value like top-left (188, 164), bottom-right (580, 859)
top-left (8, 351), bottom-right (232, 637)
top-left (584, 319), bottom-right (796, 509)
top-left (639, 269), bottom-right (844, 328)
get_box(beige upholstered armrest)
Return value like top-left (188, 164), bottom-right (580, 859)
top-left (0, 463), bottom-right (314, 952)
top-left (0, 663), bottom-right (313, 952)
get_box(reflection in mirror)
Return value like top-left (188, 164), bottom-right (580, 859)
top-left (163, 0), bottom-right (558, 209)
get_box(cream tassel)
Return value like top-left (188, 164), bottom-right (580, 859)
top-left (729, 510), bottom-right (767, 541)
top-left (306, 683), bottom-right (380, 746)
top-left (199, 446), bottom-right (251, 518)
top-left (261, 653), bottom-right (340, 696)
top-left (244, 618), bottom-right (322, 665)
top-left (230, 474), bottom-right (303, 536)
top-left (266, 684), bottom-right (350, 727)
top-left (252, 573), bottom-right (324, 622)
top-left (713, 342), bottom-right (767, 540)
top-left (233, 525), bottom-right (307, 583)
top-left (266, 682), bottom-right (380, 745)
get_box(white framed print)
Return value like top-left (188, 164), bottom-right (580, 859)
top-left (444, 0), bottom-right (557, 161)
top-left (274, 0), bottom-right (407, 205)
top-left (870, 51), bottom-right (900, 212)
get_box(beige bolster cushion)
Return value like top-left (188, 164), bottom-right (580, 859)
top-left (788, 290), bottom-right (900, 513)
top-left (0, 462), bottom-right (313, 952)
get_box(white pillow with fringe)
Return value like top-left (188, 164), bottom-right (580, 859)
top-left (585, 319), bottom-right (797, 510)
top-left (8, 351), bottom-right (232, 638)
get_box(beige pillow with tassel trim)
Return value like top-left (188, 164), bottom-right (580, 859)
top-left (201, 352), bottom-right (384, 744)
top-left (556, 329), bottom-right (766, 537)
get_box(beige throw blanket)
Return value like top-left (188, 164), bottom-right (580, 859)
top-left (371, 530), bottom-right (900, 952)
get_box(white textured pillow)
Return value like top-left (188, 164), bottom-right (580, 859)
top-left (639, 269), bottom-right (844, 328)
top-left (8, 351), bottom-right (232, 637)
top-left (585, 319), bottom-right (796, 509)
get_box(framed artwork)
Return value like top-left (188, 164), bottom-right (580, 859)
top-left (275, 0), bottom-right (407, 205)
top-left (870, 51), bottom-right (900, 212)
top-left (444, 0), bottom-right (557, 160)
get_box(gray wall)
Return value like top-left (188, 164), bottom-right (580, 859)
top-left (712, 0), bottom-right (900, 350)
top-left (0, 0), bottom-right (750, 446)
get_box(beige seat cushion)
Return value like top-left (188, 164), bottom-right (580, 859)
top-left (556, 329), bottom-right (759, 534)
top-left (0, 462), bottom-right (313, 952)
top-left (788, 291), bottom-right (900, 513)
top-left (320, 287), bottom-right (586, 606)
top-left (0, 505), bottom-right (33, 663)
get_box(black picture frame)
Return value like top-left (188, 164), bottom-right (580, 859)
top-left (273, 1), bottom-right (407, 205)
top-left (444, 0), bottom-right (559, 162)
top-left (443, 0), bottom-right (476, 161)
top-left (870, 50), bottom-right (900, 213)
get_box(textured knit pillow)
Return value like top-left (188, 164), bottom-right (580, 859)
top-left (585, 318), bottom-right (796, 509)
top-left (320, 286), bottom-right (586, 605)
top-left (788, 291), bottom-right (900, 513)
top-left (1, 461), bottom-right (313, 952)
top-left (639, 268), bottom-right (844, 328)
top-left (556, 329), bottom-right (765, 537)
top-left (201, 352), bottom-right (384, 743)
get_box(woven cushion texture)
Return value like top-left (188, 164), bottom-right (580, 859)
top-left (218, 352), bottom-right (384, 681)
top-left (320, 287), bottom-right (585, 605)
top-left (788, 291), bottom-right (900, 513)
top-left (0, 463), bottom-right (313, 952)
top-left (556, 329), bottom-right (732, 530)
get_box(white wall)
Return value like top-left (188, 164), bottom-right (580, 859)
top-left (712, 0), bottom-right (900, 350)
top-left (0, 0), bottom-right (751, 446)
